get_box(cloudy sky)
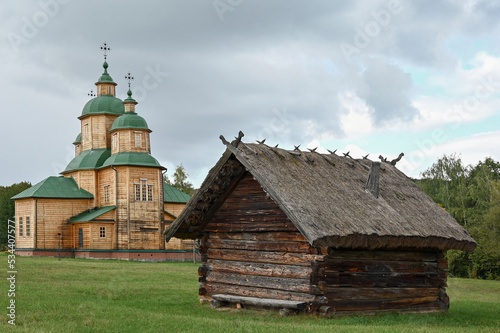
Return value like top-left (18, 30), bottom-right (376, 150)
top-left (1, 0), bottom-right (499, 187)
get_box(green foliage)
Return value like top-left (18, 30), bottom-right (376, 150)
top-left (1, 255), bottom-right (499, 332)
top-left (164, 164), bottom-right (196, 196)
top-left (418, 155), bottom-right (500, 280)
top-left (0, 182), bottom-right (31, 246)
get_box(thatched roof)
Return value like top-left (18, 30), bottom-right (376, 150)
top-left (165, 135), bottom-right (476, 252)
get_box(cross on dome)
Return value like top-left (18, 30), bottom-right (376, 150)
top-left (100, 42), bottom-right (111, 60)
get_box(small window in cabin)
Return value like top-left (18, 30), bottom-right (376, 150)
top-left (141, 180), bottom-right (147, 201)
top-left (100, 227), bottom-right (106, 238)
top-left (135, 133), bottom-right (141, 147)
top-left (112, 134), bottom-right (117, 150)
top-left (135, 184), bottom-right (141, 201)
top-left (147, 184), bottom-right (153, 202)
top-left (84, 124), bottom-right (89, 140)
top-left (19, 217), bottom-right (23, 237)
top-left (104, 185), bottom-right (110, 203)
top-left (26, 216), bottom-right (30, 237)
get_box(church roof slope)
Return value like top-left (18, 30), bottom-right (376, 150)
top-left (165, 135), bottom-right (476, 252)
top-left (69, 205), bottom-right (116, 223)
top-left (163, 183), bottom-right (191, 203)
top-left (100, 152), bottom-right (165, 169)
top-left (11, 176), bottom-right (94, 199)
top-left (62, 149), bottom-right (111, 173)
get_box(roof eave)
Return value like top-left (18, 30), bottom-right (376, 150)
top-left (313, 234), bottom-right (477, 252)
top-left (163, 149), bottom-right (234, 241)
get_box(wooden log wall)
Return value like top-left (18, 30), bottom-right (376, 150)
top-left (197, 164), bottom-right (450, 315)
top-left (81, 114), bottom-right (118, 151)
top-left (199, 172), bottom-right (326, 310)
top-left (316, 249), bottom-right (449, 314)
top-left (113, 166), bottom-right (164, 250)
top-left (36, 198), bottom-right (92, 250)
top-left (14, 198), bottom-right (35, 249)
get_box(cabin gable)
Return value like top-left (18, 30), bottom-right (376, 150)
top-left (199, 172), bottom-right (324, 306)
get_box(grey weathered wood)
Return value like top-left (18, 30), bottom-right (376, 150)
top-left (365, 161), bottom-right (380, 198)
top-left (205, 271), bottom-right (311, 293)
top-left (204, 259), bottom-right (313, 278)
top-left (201, 282), bottom-right (318, 302)
top-left (211, 294), bottom-right (308, 310)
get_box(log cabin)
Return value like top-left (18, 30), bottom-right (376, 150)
top-left (165, 132), bottom-right (477, 315)
top-left (12, 57), bottom-right (194, 261)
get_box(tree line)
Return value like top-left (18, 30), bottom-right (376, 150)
top-left (417, 154), bottom-right (500, 280)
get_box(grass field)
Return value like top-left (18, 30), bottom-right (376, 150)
top-left (1, 254), bottom-right (499, 333)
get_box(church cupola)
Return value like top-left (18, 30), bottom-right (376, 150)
top-left (109, 74), bottom-right (152, 155)
top-left (95, 42), bottom-right (116, 96)
top-left (96, 61), bottom-right (117, 96)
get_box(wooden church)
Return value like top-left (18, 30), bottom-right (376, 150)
top-left (165, 133), bottom-right (476, 315)
top-left (13, 49), bottom-right (194, 261)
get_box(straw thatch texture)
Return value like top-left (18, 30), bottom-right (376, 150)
top-left (166, 139), bottom-right (476, 252)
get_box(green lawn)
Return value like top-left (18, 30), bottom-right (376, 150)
top-left (1, 254), bottom-right (499, 332)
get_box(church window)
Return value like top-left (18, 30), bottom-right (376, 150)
top-left (112, 134), bottom-right (117, 150)
top-left (141, 180), bottom-right (147, 201)
top-left (104, 185), bottom-right (110, 203)
top-left (135, 179), bottom-right (153, 202)
top-left (135, 183), bottom-right (141, 201)
top-left (100, 227), bottom-right (106, 238)
top-left (135, 133), bottom-right (141, 147)
top-left (147, 185), bottom-right (153, 201)
top-left (19, 217), bottom-right (23, 237)
top-left (26, 216), bottom-right (30, 237)
top-left (84, 124), bottom-right (89, 140)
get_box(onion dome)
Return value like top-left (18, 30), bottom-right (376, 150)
top-left (80, 95), bottom-right (125, 118)
top-left (110, 111), bottom-right (149, 131)
top-left (98, 61), bottom-right (115, 83)
top-left (110, 90), bottom-right (150, 131)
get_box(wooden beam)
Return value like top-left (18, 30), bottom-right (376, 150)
top-left (211, 294), bottom-right (308, 310)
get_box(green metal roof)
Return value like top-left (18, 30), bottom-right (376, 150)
top-left (69, 205), bottom-right (116, 223)
top-left (110, 111), bottom-right (150, 131)
top-left (80, 95), bottom-right (124, 118)
top-left (73, 133), bottom-right (81, 144)
top-left (164, 210), bottom-right (178, 219)
top-left (63, 149), bottom-right (111, 173)
top-left (163, 183), bottom-right (191, 203)
top-left (100, 152), bottom-right (164, 169)
top-left (11, 176), bottom-right (94, 200)
top-left (97, 61), bottom-right (115, 83)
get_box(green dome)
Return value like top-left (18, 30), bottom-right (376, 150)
top-left (98, 61), bottom-right (115, 83)
top-left (100, 152), bottom-right (164, 169)
top-left (80, 95), bottom-right (125, 118)
top-left (73, 133), bottom-right (82, 144)
top-left (110, 111), bottom-right (150, 131)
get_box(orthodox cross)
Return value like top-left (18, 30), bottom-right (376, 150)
top-left (100, 42), bottom-right (111, 60)
top-left (125, 72), bottom-right (134, 89)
